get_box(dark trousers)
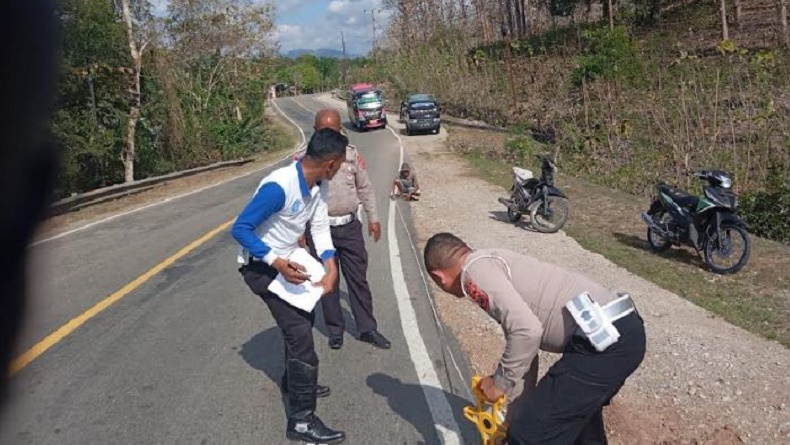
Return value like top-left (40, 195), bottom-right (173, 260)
top-left (307, 219), bottom-right (377, 337)
top-left (240, 262), bottom-right (318, 366)
top-left (507, 311), bottom-right (646, 445)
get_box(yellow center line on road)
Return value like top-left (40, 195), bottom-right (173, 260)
top-left (9, 219), bottom-right (235, 376)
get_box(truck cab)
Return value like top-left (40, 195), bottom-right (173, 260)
top-left (399, 93), bottom-right (441, 135)
top-left (346, 83), bottom-right (388, 131)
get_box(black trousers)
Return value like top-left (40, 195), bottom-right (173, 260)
top-left (307, 219), bottom-right (377, 337)
top-left (240, 262), bottom-right (318, 366)
top-left (506, 311), bottom-right (646, 445)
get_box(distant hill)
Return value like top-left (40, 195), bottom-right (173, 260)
top-left (284, 48), bottom-right (354, 59)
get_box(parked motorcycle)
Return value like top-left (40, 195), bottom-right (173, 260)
top-left (641, 169), bottom-right (750, 274)
top-left (498, 154), bottom-right (569, 233)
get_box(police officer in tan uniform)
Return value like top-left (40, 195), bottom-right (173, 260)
top-left (296, 108), bottom-right (391, 351)
top-left (423, 232), bottom-right (646, 445)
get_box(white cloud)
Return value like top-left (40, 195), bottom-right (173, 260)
top-left (275, 0), bottom-right (392, 55)
top-left (275, 24), bottom-right (302, 37)
top-left (328, 1), bottom-right (349, 13)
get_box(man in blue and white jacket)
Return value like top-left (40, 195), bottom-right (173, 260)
top-left (232, 128), bottom-right (348, 445)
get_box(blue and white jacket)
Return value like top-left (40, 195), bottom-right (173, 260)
top-left (232, 160), bottom-right (335, 265)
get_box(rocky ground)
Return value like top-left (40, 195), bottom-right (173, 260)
top-left (328, 91), bottom-right (790, 445)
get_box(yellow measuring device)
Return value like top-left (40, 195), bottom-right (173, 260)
top-left (463, 375), bottom-right (509, 445)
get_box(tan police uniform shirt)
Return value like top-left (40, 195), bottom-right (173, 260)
top-left (294, 144), bottom-right (379, 223)
top-left (461, 248), bottom-right (618, 401)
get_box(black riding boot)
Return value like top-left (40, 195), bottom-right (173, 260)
top-left (285, 359), bottom-right (345, 444)
top-left (281, 372), bottom-right (330, 398)
top-left (282, 341), bottom-right (330, 398)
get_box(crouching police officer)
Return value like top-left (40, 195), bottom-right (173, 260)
top-left (232, 128), bottom-right (349, 444)
top-left (423, 232), bottom-right (646, 445)
top-left (297, 108), bottom-right (391, 350)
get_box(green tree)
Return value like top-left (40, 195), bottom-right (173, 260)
top-left (54, 0), bottom-right (128, 196)
top-left (315, 57), bottom-right (340, 88)
top-left (52, 0), bottom-right (280, 198)
top-left (293, 62), bottom-right (322, 91)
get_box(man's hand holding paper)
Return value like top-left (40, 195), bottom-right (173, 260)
top-left (273, 257), bottom-right (310, 284)
top-left (268, 248), bottom-right (331, 312)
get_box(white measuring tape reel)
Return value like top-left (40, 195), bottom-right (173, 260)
top-left (565, 292), bottom-right (635, 352)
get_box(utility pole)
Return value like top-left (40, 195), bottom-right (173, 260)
top-left (341, 30), bottom-right (348, 87)
top-left (372, 9), bottom-right (376, 63)
top-left (365, 8), bottom-right (378, 63)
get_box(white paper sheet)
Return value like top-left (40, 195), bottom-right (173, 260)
top-left (267, 248), bottom-right (327, 312)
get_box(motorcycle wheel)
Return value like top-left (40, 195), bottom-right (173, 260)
top-left (647, 211), bottom-right (672, 252)
top-left (703, 222), bottom-right (750, 274)
top-left (529, 196), bottom-right (569, 233)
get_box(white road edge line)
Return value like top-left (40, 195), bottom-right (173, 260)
top-left (312, 92), bottom-right (471, 396)
top-left (33, 99), bottom-right (307, 246)
top-left (290, 95), bottom-right (465, 438)
top-left (395, 203), bottom-right (472, 399)
top-left (271, 98), bottom-right (308, 149)
top-left (386, 124), bottom-right (463, 444)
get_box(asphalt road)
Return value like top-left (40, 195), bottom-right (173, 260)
top-left (0, 96), bottom-right (479, 445)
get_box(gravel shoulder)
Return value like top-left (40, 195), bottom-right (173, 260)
top-left (361, 102), bottom-right (790, 444)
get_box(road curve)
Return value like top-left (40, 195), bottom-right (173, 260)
top-left (0, 96), bottom-right (478, 445)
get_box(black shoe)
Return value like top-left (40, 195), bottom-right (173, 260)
top-left (328, 336), bottom-right (343, 350)
top-left (285, 359), bottom-right (345, 444)
top-left (286, 415), bottom-right (345, 444)
top-left (358, 330), bottom-right (391, 349)
top-left (281, 373), bottom-right (330, 398)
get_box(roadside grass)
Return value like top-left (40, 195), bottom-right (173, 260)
top-left (37, 109), bottom-right (298, 238)
top-left (449, 127), bottom-right (790, 348)
top-left (264, 110), bottom-right (301, 153)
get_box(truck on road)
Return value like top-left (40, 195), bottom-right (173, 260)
top-left (346, 83), bottom-right (388, 131)
top-left (399, 93), bottom-right (441, 135)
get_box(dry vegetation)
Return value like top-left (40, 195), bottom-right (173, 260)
top-left (367, 0), bottom-right (790, 242)
top-left (446, 126), bottom-right (790, 348)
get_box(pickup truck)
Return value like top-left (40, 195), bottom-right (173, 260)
top-left (399, 93), bottom-right (441, 135)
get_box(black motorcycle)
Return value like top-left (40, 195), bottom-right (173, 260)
top-left (641, 170), bottom-right (750, 274)
top-left (498, 154), bottom-right (569, 233)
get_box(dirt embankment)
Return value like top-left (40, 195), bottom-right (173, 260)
top-left (360, 98), bottom-right (790, 444)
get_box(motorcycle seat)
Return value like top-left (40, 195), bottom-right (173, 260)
top-left (512, 167), bottom-right (534, 183)
top-left (659, 184), bottom-right (699, 209)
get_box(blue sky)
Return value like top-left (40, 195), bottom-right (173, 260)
top-left (274, 0), bottom-right (390, 56)
top-left (150, 0), bottom-right (390, 56)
